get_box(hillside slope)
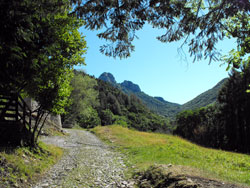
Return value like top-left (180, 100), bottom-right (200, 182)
top-left (181, 78), bottom-right (228, 110)
top-left (99, 72), bottom-right (227, 118)
top-left (99, 72), bottom-right (181, 118)
top-left (64, 71), bottom-right (171, 132)
top-left (93, 125), bottom-right (250, 187)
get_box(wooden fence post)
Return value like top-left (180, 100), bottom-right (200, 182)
top-left (15, 94), bottom-right (18, 122)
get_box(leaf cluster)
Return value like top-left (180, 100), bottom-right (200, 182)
top-left (0, 0), bottom-right (87, 113)
top-left (72, 0), bottom-right (250, 62)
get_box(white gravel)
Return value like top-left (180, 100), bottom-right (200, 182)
top-left (33, 129), bottom-right (134, 188)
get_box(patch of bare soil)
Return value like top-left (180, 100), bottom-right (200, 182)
top-left (189, 176), bottom-right (248, 188)
top-left (135, 165), bottom-right (249, 188)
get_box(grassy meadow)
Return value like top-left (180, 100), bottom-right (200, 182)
top-left (93, 125), bottom-right (250, 186)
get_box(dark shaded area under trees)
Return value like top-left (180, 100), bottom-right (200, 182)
top-left (0, 0), bottom-right (87, 146)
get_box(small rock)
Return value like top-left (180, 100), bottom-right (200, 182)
top-left (41, 183), bottom-right (49, 187)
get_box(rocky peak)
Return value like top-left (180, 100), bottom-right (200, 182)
top-left (154, 97), bottom-right (166, 103)
top-left (121, 80), bottom-right (141, 93)
top-left (99, 72), bottom-right (117, 85)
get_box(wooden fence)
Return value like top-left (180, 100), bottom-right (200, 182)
top-left (0, 90), bottom-right (32, 145)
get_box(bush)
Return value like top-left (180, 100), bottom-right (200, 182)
top-left (113, 115), bottom-right (128, 127)
top-left (99, 109), bottom-right (115, 125)
top-left (78, 108), bottom-right (101, 128)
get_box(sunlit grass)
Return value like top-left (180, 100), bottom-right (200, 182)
top-left (93, 125), bottom-right (250, 186)
top-left (0, 142), bottom-right (63, 187)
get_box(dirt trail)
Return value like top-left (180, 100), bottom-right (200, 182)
top-left (33, 129), bottom-right (249, 188)
top-left (33, 129), bottom-right (134, 188)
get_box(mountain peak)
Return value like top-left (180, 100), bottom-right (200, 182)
top-left (154, 97), bottom-right (166, 103)
top-left (121, 80), bottom-right (141, 93)
top-left (99, 72), bottom-right (117, 85)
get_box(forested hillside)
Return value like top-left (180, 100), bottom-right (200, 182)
top-left (63, 71), bottom-right (171, 132)
top-left (99, 72), bottom-right (227, 118)
top-left (174, 64), bottom-right (250, 154)
top-left (181, 78), bottom-right (228, 110)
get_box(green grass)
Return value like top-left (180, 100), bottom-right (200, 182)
top-left (0, 142), bottom-right (63, 188)
top-left (93, 125), bottom-right (250, 186)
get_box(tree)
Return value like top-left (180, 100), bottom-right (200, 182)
top-left (217, 64), bottom-right (250, 153)
top-left (174, 65), bottom-right (250, 153)
top-left (64, 71), bottom-right (100, 127)
top-left (71, 0), bottom-right (250, 62)
top-left (0, 0), bottom-right (87, 146)
top-left (174, 105), bottom-right (222, 148)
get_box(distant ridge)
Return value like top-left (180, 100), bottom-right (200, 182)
top-left (181, 78), bottom-right (228, 110)
top-left (121, 80), bottom-right (141, 93)
top-left (99, 72), bottom-right (181, 117)
top-left (99, 72), bottom-right (227, 118)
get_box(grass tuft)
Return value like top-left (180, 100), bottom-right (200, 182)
top-left (0, 142), bottom-right (63, 188)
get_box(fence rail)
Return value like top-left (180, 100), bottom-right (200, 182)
top-left (0, 91), bottom-right (32, 131)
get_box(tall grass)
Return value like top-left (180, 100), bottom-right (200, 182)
top-left (93, 125), bottom-right (250, 186)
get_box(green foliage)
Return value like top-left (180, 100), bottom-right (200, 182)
top-left (72, 0), bottom-right (249, 62)
top-left (96, 79), bottom-right (171, 132)
top-left (64, 71), bottom-right (100, 128)
top-left (174, 64), bottom-right (250, 153)
top-left (0, 0), bottom-right (87, 114)
top-left (113, 116), bottom-right (128, 127)
top-left (65, 71), bottom-right (171, 132)
top-left (223, 13), bottom-right (250, 70)
top-left (99, 109), bottom-right (115, 125)
top-left (0, 0), bottom-right (87, 146)
top-left (217, 64), bottom-right (250, 153)
top-left (78, 107), bottom-right (101, 128)
top-left (174, 105), bottom-right (222, 148)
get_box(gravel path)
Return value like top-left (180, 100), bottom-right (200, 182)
top-left (33, 129), bottom-right (134, 188)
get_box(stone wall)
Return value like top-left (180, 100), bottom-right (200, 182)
top-left (23, 98), bottom-right (62, 129)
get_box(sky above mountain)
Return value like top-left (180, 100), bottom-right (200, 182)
top-left (76, 24), bottom-right (236, 104)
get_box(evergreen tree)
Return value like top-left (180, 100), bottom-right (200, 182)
top-left (218, 65), bottom-right (250, 153)
top-left (174, 64), bottom-right (250, 153)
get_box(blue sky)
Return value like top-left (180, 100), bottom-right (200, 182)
top-left (77, 24), bottom-right (236, 105)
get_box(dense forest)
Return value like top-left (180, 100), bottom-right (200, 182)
top-left (63, 71), bottom-right (171, 132)
top-left (174, 64), bottom-right (250, 153)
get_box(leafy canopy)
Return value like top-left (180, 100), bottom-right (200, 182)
top-left (72, 0), bottom-right (250, 62)
top-left (0, 0), bottom-right (87, 113)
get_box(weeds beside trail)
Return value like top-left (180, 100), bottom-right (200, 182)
top-left (93, 125), bottom-right (250, 188)
top-left (0, 143), bottom-right (62, 188)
